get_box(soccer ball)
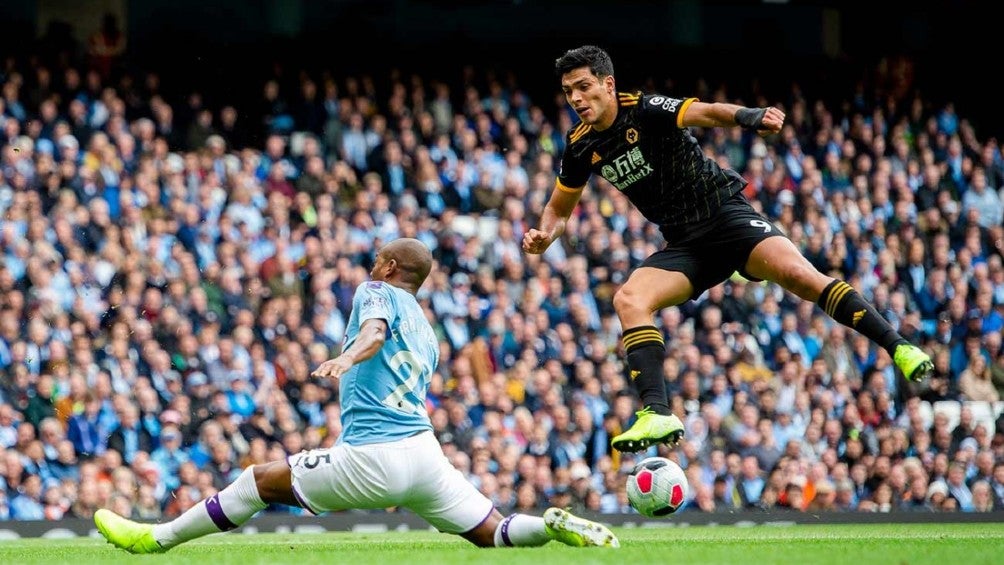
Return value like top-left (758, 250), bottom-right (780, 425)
top-left (626, 457), bottom-right (689, 517)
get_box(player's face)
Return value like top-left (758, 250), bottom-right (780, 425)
top-left (561, 67), bottom-right (616, 129)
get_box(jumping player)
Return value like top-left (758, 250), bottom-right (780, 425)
top-left (523, 45), bottom-right (933, 452)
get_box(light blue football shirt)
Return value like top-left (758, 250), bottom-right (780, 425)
top-left (337, 280), bottom-right (439, 446)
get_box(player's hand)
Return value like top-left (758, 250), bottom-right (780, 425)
top-left (311, 356), bottom-right (354, 380)
top-left (522, 229), bottom-right (552, 254)
top-left (757, 107), bottom-right (785, 136)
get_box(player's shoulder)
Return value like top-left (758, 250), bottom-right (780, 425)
top-left (356, 280), bottom-right (387, 294)
top-left (564, 91), bottom-right (643, 146)
top-left (354, 280), bottom-right (395, 301)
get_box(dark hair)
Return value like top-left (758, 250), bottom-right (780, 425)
top-left (555, 45), bottom-right (614, 78)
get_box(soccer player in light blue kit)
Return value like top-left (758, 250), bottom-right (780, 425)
top-left (95, 238), bottom-right (619, 552)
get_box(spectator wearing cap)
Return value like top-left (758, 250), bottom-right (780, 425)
top-left (150, 424), bottom-right (189, 493)
top-left (225, 372), bottom-right (258, 420)
top-left (568, 461), bottom-right (593, 503)
top-left (57, 134), bottom-right (79, 164)
top-left (950, 327), bottom-right (989, 379)
top-left (927, 308), bottom-right (955, 345)
top-left (185, 371), bottom-right (213, 422)
top-left (926, 480), bottom-right (950, 509)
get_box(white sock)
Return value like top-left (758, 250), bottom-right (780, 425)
top-left (493, 514), bottom-right (551, 547)
top-left (153, 466), bottom-right (267, 549)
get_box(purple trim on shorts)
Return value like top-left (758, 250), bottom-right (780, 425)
top-left (285, 455), bottom-right (319, 515)
top-left (499, 514), bottom-right (515, 547)
top-left (291, 484), bottom-right (319, 516)
top-left (461, 505), bottom-right (496, 536)
top-left (205, 495), bottom-right (237, 531)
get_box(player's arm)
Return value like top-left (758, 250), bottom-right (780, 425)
top-left (523, 181), bottom-right (582, 254)
top-left (311, 318), bottom-right (388, 380)
top-left (679, 101), bottom-right (785, 135)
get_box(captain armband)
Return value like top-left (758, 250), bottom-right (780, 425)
top-left (734, 107), bottom-right (768, 130)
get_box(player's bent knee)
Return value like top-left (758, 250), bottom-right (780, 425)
top-left (612, 286), bottom-right (648, 316)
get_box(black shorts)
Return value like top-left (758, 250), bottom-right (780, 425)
top-left (642, 194), bottom-right (786, 298)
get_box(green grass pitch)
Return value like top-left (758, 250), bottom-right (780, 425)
top-left (2, 523), bottom-right (1001, 565)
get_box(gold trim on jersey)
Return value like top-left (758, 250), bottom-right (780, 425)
top-left (676, 97), bottom-right (698, 128)
top-left (591, 151), bottom-right (602, 164)
top-left (618, 92), bottom-right (640, 106)
top-left (569, 122), bottom-right (591, 144)
top-left (555, 179), bottom-right (584, 194)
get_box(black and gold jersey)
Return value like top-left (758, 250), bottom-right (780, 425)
top-left (557, 92), bottom-right (747, 237)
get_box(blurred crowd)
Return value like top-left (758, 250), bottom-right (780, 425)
top-left (1, 47), bottom-right (1004, 523)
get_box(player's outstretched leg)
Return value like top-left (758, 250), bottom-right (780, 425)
top-left (747, 237), bottom-right (933, 383)
top-left (96, 465), bottom-right (270, 553)
top-left (542, 508), bottom-right (620, 548)
top-left (817, 279), bottom-right (934, 382)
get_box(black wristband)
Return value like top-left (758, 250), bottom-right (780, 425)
top-left (735, 107), bottom-right (767, 130)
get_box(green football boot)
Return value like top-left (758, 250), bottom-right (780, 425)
top-left (543, 507), bottom-right (619, 548)
top-left (894, 343), bottom-right (934, 382)
top-left (94, 508), bottom-right (165, 554)
top-left (610, 407), bottom-right (685, 452)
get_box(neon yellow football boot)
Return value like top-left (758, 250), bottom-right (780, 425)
top-left (894, 344), bottom-right (934, 382)
top-left (94, 508), bottom-right (165, 554)
top-left (543, 507), bottom-right (619, 548)
top-left (611, 407), bottom-right (685, 452)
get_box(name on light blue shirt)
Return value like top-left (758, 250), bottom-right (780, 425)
top-left (338, 281), bottom-right (439, 446)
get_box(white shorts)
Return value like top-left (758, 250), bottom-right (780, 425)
top-left (287, 431), bottom-right (494, 534)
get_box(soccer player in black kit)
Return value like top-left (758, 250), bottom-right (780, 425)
top-left (523, 45), bottom-right (934, 452)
